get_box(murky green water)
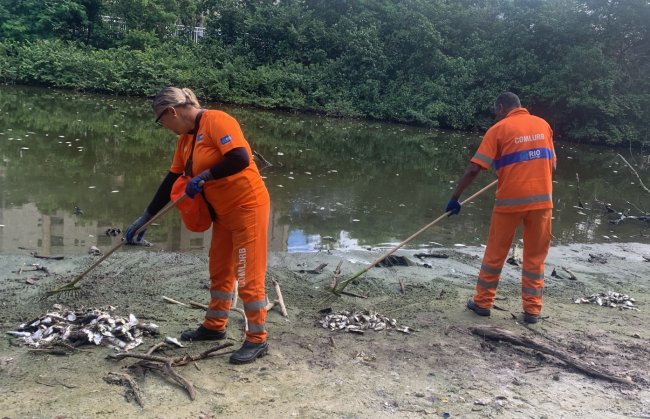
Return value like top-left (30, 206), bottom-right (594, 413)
top-left (0, 85), bottom-right (648, 255)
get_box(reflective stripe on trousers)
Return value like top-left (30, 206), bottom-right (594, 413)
top-left (204, 199), bottom-right (270, 344)
top-left (473, 208), bottom-right (552, 315)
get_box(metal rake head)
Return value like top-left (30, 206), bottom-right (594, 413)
top-left (40, 283), bottom-right (83, 301)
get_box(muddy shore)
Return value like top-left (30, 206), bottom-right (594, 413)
top-left (1, 242), bottom-right (649, 418)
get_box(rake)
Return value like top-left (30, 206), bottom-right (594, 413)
top-left (43, 194), bottom-right (188, 299)
top-left (323, 179), bottom-right (498, 303)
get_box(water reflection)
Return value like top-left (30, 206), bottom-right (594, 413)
top-left (0, 85), bottom-right (648, 256)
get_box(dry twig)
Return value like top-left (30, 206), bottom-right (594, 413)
top-left (265, 278), bottom-right (288, 317)
top-left (162, 296), bottom-right (187, 306)
top-left (107, 343), bottom-right (234, 401)
top-left (104, 372), bottom-right (145, 407)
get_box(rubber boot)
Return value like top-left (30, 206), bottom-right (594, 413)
top-left (229, 341), bottom-right (269, 364)
top-left (523, 312), bottom-right (539, 324)
top-left (467, 298), bottom-right (491, 316)
top-left (180, 325), bottom-right (226, 341)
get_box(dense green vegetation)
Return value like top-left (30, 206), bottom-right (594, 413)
top-left (1, 0), bottom-right (648, 145)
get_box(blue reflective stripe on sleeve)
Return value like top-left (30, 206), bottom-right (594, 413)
top-left (494, 147), bottom-right (554, 170)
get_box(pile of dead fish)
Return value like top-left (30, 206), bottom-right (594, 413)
top-left (320, 309), bottom-right (414, 334)
top-left (574, 292), bottom-right (638, 310)
top-left (6, 304), bottom-right (159, 351)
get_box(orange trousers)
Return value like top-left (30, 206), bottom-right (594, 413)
top-left (473, 208), bottom-right (552, 315)
top-left (203, 199), bottom-right (270, 343)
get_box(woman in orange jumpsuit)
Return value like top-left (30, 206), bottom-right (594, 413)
top-left (125, 87), bottom-right (270, 364)
top-left (446, 92), bottom-right (556, 324)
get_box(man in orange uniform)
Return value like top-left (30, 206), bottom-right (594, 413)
top-left (445, 92), bottom-right (556, 323)
top-left (125, 87), bottom-right (270, 363)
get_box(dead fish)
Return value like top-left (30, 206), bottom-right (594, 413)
top-left (127, 314), bottom-right (138, 328)
top-left (88, 246), bottom-right (102, 256)
top-left (105, 227), bottom-right (122, 237)
top-left (6, 331), bottom-right (31, 338)
top-left (165, 337), bottom-right (184, 348)
top-left (137, 322), bottom-right (160, 335)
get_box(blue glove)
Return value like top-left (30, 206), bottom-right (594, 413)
top-left (124, 211), bottom-right (152, 243)
top-left (185, 170), bottom-right (212, 198)
top-left (446, 199), bottom-right (461, 216)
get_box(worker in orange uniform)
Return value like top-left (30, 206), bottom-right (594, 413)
top-left (124, 87), bottom-right (270, 363)
top-left (446, 92), bottom-right (556, 323)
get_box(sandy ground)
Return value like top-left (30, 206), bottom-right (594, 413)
top-left (1, 242), bottom-right (650, 419)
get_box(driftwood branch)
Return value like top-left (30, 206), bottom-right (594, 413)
top-left (298, 263), bottom-right (328, 274)
top-left (187, 299), bottom-right (248, 333)
top-left (163, 362), bottom-right (196, 400)
top-left (31, 253), bottom-right (64, 260)
top-left (470, 326), bottom-right (633, 385)
top-left (162, 296), bottom-right (187, 306)
top-left (253, 150), bottom-right (273, 168)
top-left (618, 153), bottom-right (650, 195)
top-left (104, 372), bottom-right (145, 407)
top-left (107, 342), bottom-right (234, 401)
top-left (414, 252), bottom-right (449, 259)
top-left (266, 277), bottom-right (288, 317)
top-left (561, 266), bottom-right (578, 280)
top-left (328, 261), bottom-right (343, 290)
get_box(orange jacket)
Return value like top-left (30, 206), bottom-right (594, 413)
top-left (471, 108), bottom-right (555, 213)
top-left (170, 110), bottom-right (268, 214)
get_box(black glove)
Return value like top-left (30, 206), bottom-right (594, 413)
top-left (445, 199), bottom-right (461, 216)
top-left (124, 211), bottom-right (152, 243)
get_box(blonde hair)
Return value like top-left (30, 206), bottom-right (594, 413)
top-left (152, 87), bottom-right (201, 114)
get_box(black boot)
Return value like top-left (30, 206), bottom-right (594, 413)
top-left (467, 298), bottom-right (491, 316)
top-left (180, 325), bottom-right (226, 342)
top-left (523, 312), bottom-right (539, 324)
top-left (229, 341), bottom-right (269, 364)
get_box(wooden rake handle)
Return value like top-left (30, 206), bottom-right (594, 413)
top-left (355, 179), bottom-right (498, 278)
top-left (69, 194), bottom-right (189, 285)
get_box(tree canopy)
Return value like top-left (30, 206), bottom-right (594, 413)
top-left (0, 0), bottom-right (648, 145)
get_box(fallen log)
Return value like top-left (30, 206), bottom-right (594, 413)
top-left (469, 326), bottom-right (633, 385)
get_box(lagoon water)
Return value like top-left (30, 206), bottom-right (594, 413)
top-left (0, 86), bottom-right (647, 255)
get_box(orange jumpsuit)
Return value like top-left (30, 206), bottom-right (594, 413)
top-left (470, 108), bottom-right (555, 315)
top-left (170, 110), bottom-right (270, 343)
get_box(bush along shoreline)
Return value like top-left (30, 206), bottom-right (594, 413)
top-left (0, 1), bottom-right (648, 145)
